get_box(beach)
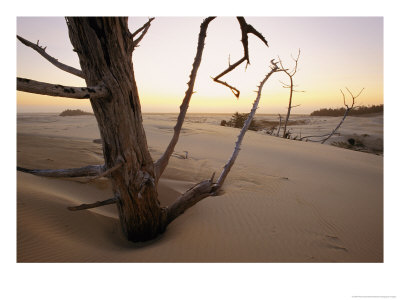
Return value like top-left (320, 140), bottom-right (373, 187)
top-left (17, 113), bottom-right (383, 262)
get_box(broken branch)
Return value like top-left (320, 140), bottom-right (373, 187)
top-left (212, 17), bottom-right (269, 98)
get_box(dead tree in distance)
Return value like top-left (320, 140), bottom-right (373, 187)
top-left (299, 87), bottom-right (365, 143)
top-left (17, 17), bottom-right (279, 242)
top-left (320, 87), bottom-right (365, 144)
top-left (278, 49), bottom-right (304, 138)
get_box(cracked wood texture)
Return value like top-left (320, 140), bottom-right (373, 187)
top-left (66, 17), bottom-right (163, 241)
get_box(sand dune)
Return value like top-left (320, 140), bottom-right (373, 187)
top-left (17, 113), bottom-right (383, 262)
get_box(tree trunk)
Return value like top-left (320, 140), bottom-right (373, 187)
top-left (66, 17), bottom-right (165, 242)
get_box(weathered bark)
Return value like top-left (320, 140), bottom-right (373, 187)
top-left (17, 77), bottom-right (109, 99)
top-left (65, 17), bottom-right (164, 242)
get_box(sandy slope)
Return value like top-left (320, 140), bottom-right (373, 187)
top-left (17, 114), bottom-right (383, 262)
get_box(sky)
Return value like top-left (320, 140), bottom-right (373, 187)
top-left (16, 16), bottom-right (383, 114)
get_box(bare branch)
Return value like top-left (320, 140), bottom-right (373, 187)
top-left (154, 17), bottom-right (216, 180)
top-left (290, 49), bottom-right (301, 76)
top-left (299, 132), bottom-right (339, 141)
top-left (17, 164), bottom-right (104, 178)
top-left (68, 198), bottom-right (117, 211)
top-left (321, 87), bottom-right (365, 144)
top-left (164, 60), bottom-right (280, 225)
top-left (17, 77), bottom-right (109, 99)
top-left (164, 177), bottom-right (217, 225)
top-left (212, 17), bottom-right (269, 98)
top-left (278, 49), bottom-right (302, 138)
top-left (17, 35), bottom-right (84, 78)
top-left (130, 17), bottom-right (155, 39)
top-left (216, 60), bottom-right (280, 187)
top-left (131, 17), bottom-right (155, 48)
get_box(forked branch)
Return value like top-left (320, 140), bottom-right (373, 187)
top-left (154, 17), bottom-right (216, 180)
top-left (164, 61), bottom-right (280, 225)
top-left (212, 17), bottom-right (269, 98)
top-left (130, 17), bottom-right (155, 49)
top-left (278, 49), bottom-right (301, 138)
top-left (17, 35), bottom-right (84, 78)
top-left (17, 77), bottom-right (109, 99)
top-left (320, 87), bottom-right (365, 144)
top-left (17, 164), bottom-right (104, 178)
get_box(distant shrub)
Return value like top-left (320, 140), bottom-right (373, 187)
top-left (220, 112), bottom-right (258, 131)
top-left (310, 104), bottom-right (383, 117)
top-left (59, 109), bottom-right (93, 117)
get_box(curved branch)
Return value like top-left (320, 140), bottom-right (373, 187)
top-left (216, 60), bottom-right (280, 187)
top-left (17, 77), bottom-right (109, 99)
top-left (165, 61), bottom-right (280, 225)
top-left (154, 17), bottom-right (216, 180)
top-left (17, 35), bottom-right (84, 78)
top-left (17, 164), bottom-right (104, 178)
top-left (68, 198), bottom-right (116, 211)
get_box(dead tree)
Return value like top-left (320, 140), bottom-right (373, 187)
top-left (320, 87), bottom-right (365, 144)
top-left (278, 49), bottom-right (303, 138)
top-left (17, 17), bottom-right (279, 242)
top-left (299, 87), bottom-right (364, 143)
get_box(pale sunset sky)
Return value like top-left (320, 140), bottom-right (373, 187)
top-left (17, 17), bottom-right (383, 114)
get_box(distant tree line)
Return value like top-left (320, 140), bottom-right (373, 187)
top-left (310, 104), bottom-right (383, 117)
top-left (59, 109), bottom-right (93, 116)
